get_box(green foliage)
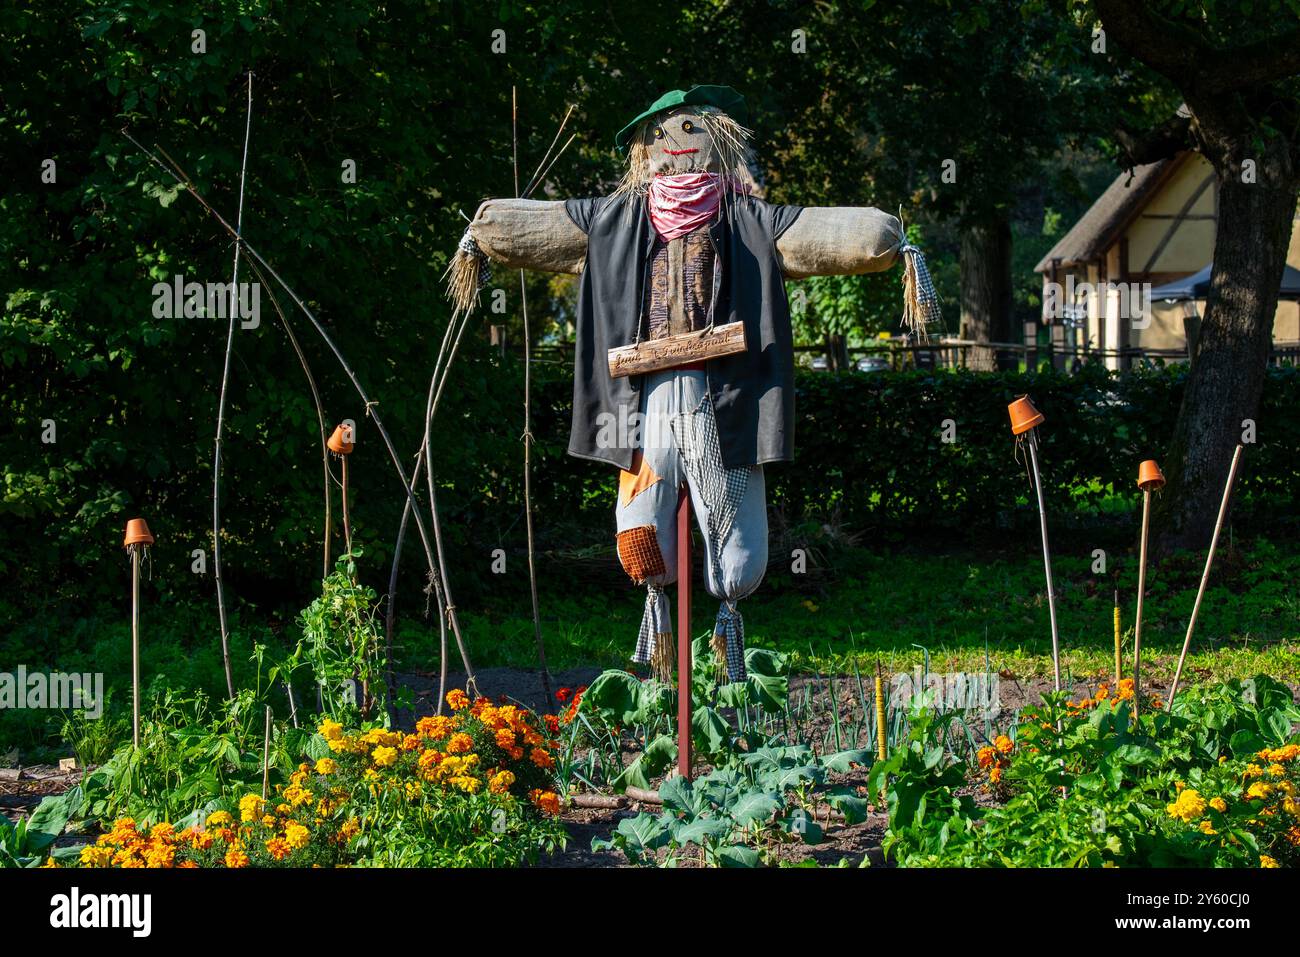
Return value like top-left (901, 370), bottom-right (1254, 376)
top-left (294, 551), bottom-right (387, 721)
top-left (0, 787), bottom-right (83, 867)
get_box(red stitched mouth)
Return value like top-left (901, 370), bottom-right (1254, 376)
top-left (663, 148), bottom-right (699, 155)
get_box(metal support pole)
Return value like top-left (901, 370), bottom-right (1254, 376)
top-left (1167, 445), bottom-right (1244, 709)
top-left (1133, 487), bottom-right (1152, 720)
top-left (676, 486), bottom-right (692, 781)
top-left (1027, 434), bottom-right (1062, 693)
top-left (131, 545), bottom-right (141, 749)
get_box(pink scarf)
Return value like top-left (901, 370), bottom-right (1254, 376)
top-left (647, 172), bottom-right (739, 240)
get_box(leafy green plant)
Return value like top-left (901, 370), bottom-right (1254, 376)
top-left (295, 551), bottom-right (388, 721)
top-left (0, 787), bottom-right (82, 868)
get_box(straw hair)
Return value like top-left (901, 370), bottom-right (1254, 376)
top-left (614, 106), bottom-right (757, 206)
top-left (444, 248), bottom-right (483, 318)
top-left (651, 637), bottom-right (675, 684)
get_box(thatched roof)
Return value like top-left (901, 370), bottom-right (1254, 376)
top-left (1034, 155), bottom-right (1185, 273)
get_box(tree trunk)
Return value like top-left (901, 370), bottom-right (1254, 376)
top-left (1151, 139), bottom-right (1297, 554)
top-left (959, 212), bottom-right (1013, 372)
top-left (824, 332), bottom-right (850, 372)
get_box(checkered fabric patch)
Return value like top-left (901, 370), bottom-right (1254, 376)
top-left (715, 601), bottom-right (747, 683)
top-left (632, 584), bottom-right (670, 666)
top-left (670, 395), bottom-right (749, 560)
top-left (617, 525), bottom-right (666, 582)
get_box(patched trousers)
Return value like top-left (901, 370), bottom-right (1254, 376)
top-left (613, 369), bottom-right (767, 682)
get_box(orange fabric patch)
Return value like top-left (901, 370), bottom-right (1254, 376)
top-left (619, 451), bottom-right (662, 507)
top-left (616, 525), bottom-right (666, 582)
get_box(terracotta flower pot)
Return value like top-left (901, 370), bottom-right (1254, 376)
top-left (123, 518), bottom-right (154, 547)
top-left (1007, 395), bottom-right (1044, 435)
top-left (1137, 459), bottom-right (1166, 492)
top-left (327, 424), bottom-right (354, 455)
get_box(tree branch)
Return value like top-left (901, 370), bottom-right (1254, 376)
top-left (1095, 0), bottom-right (1206, 86)
top-left (1198, 29), bottom-right (1300, 92)
top-left (1114, 113), bottom-right (1193, 168)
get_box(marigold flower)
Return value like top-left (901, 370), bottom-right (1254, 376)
top-left (1209, 797), bottom-right (1228, 813)
top-left (239, 793), bottom-right (265, 823)
top-left (1166, 789), bottom-right (1207, 823)
top-left (495, 728), bottom-right (517, 750)
top-left (284, 822), bottom-right (310, 850)
top-left (447, 733), bottom-right (474, 754)
top-left (265, 836), bottom-right (291, 861)
top-left (989, 766), bottom-right (1003, 784)
top-left (1246, 782), bottom-right (1273, 801)
top-left (994, 735), bottom-right (1014, 755)
top-left (339, 818), bottom-right (360, 841)
top-left (372, 745), bottom-right (399, 768)
top-left (315, 758), bottom-right (337, 776)
top-left (319, 719), bottom-right (344, 741)
top-left (1260, 854), bottom-right (1280, 868)
top-left (80, 845), bottom-right (114, 867)
top-left (446, 689), bottom-right (470, 711)
top-left (555, 688), bottom-right (571, 703)
top-left (489, 770), bottom-right (516, 795)
top-left (976, 746), bottom-right (996, 769)
top-left (1198, 820), bottom-right (1217, 835)
top-left (530, 747), bottom-right (554, 769)
top-left (224, 848), bottom-right (250, 869)
top-left (206, 810), bottom-right (233, 828)
top-left (529, 789), bottom-right (561, 815)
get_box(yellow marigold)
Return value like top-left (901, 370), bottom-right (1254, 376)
top-left (1198, 820), bottom-right (1217, 835)
top-left (144, 843), bottom-right (176, 868)
top-left (495, 728), bottom-right (516, 749)
top-left (1260, 854), bottom-right (1280, 868)
top-left (994, 735), bottom-right (1014, 755)
top-left (1268, 763), bottom-right (1287, 778)
top-left (339, 818), bottom-right (360, 841)
top-left (447, 733), bottom-right (474, 755)
top-left (1246, 782), bottom-right (1273, 801)
top-left (39, 857), bottom-right (59, 868)
top-left (1209, 797), bottom-right (1228, 813)
top-left (224, 848), bottom-right (250, 869)
top-left (451, 774), bottom-right (482, 794)
top-left (80, 845), bottom-right (114, 867)
top-left (239, 793), bottom-right (265, 823)
top-left (284, 822), bottom-right (310, 850)
top-left (446, 689), bottom-right (470, 711)
top-left (1166, 789), bottom-right (1207, 823)
top-left (1283, 796), bottom-right (1300, 818)
top-left (265, 836), bottom-right (291, 861)
top-left (489, 769), bottom-right (516, 794)
top-left (314, 757), bottom-right (337, 775)
top-left (417, 715), bottom-right (455, 739)
top-left (261, 814), bottom-right (278, 829)
top-left (1243, 764), bottom-right (1265, 780)
top-left (150, 822), bottom-right (175, 841)
top-left (206, 810), bottom-right (233, 827)
top-left (989, 766), bottom-right (1003, 784)
top-left (1267, 744), bottom-right (1299, 763)
top-left (188, 828), bottom-right (215, 851)
top-left (319, 719), bottom-right (344, 741)
top-left (372, 745), bottom-right (399, 768)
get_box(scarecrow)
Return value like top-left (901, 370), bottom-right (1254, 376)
top-left (448, 86), bottom-right (937, 683)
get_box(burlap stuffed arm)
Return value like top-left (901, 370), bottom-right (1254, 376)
top-left (469, 198), bottom-right (588, 274)
top-left (776, 206), bottom-right (903, 279)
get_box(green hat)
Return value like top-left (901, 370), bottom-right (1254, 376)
top-left (614, 85), bottom-right (747, 150)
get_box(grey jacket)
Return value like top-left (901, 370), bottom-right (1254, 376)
top-left (563, 193), bottom-right (804, 471)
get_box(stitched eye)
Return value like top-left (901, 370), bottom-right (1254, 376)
top-left (681, 120), bottom-right (694, 133)
top-left (652, 127), bottom-right (664, 139)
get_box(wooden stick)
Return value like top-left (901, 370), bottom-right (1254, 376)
top-left (261, 705), bottom-right (271, 801)
top-left (212, 72), bottom-right (254, 704)
top-left (874, 663), bottom-right (887, 763)
top-left (1167, 444), bottom-right (1244, 710)
top-left (1113, 589), bottom-right (1121, 686)
top-left (1027, 433), bottom-right (1062, 693)
top-left (1133, 487), bottom-right (1153, 720)
top-left (514, 85), bottom-right (554, 708)
top-left (676, 488), bottom-right (693, 780)
top-left (131, 546), bottom-right (141, 750)
top-left (340, 454), bottom-right (352, 557)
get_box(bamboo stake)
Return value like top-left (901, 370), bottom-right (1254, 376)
top-left (1133, 487), bottom-right (1153, 721)
top-left (340, 453), bottom-right (352, 557)
top-left (261, 705), bottom-right (271, 801)
top-left (1167, 445), bottom-right (1244, 710)
top-left (1027, 433), bottom-right (1062, 694)
top-left (1113, 589), bottom-right (1122, 687)
top-left (513, 86), bottom-right (554, 708)
top-left (874, 663), bottom-right (887, 763)
top-left (130, 545), bottom-right (142, 750)
top-left (212, 72), bottom-right (254, 703)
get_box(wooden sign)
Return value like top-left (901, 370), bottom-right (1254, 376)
top-left (607, 321), bottom-right (747, 378)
